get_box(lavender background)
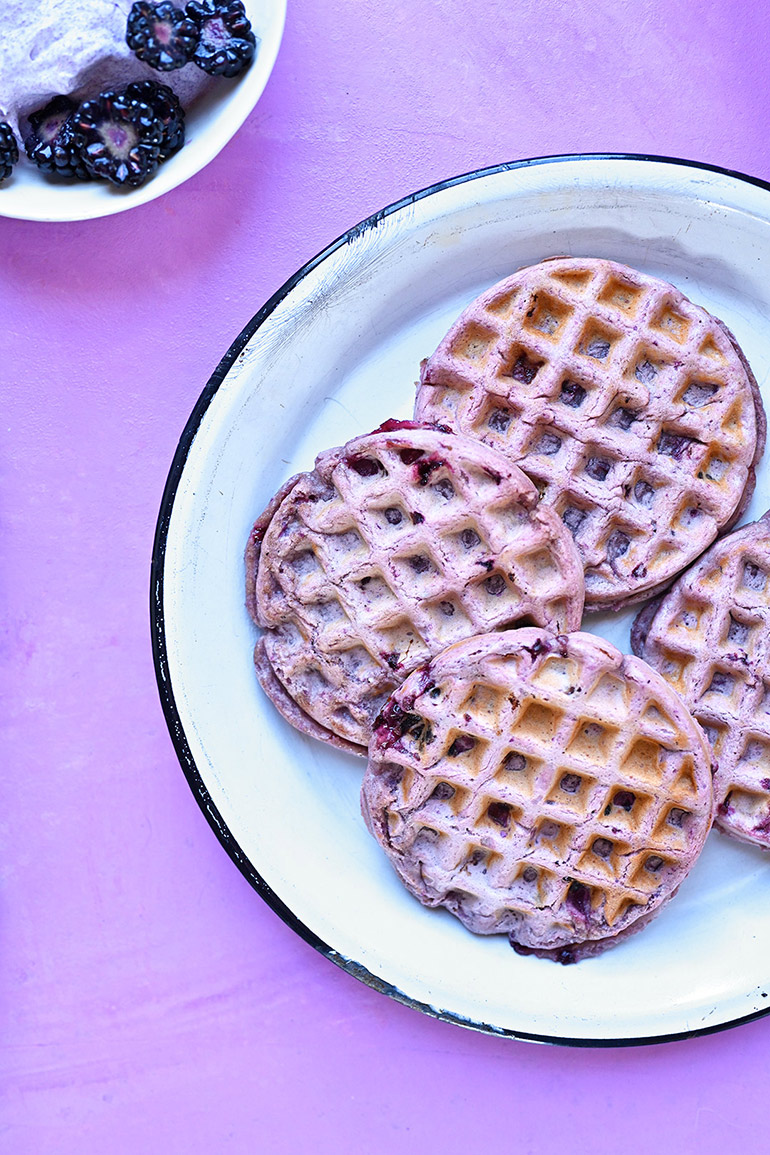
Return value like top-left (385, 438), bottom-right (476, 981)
top-left (4, 1), bottom-right (770, 1150)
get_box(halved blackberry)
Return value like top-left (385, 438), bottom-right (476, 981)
top-left (71, 90), bottom-right (164, 188)
top-left (124, 81), bottom-right (186, 159)
top-left (0, 122), bottom-right (19, 182)
top-left (24, 96), bottom-right (91, 181)
top-left (186, 0), bottom-right (257, 77)
top-left (126, 1), bottom-right (199, 71)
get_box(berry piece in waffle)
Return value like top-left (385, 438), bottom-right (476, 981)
top-left (362, 629), bottom-right (713, 961)
top-left (246, 422), bottom-right (585, 755)
top-left (632, 513), bottom-right (770, 850)
top-left (415, 257), bottom-right (765, 611)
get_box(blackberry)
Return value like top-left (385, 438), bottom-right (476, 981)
top-left (124, 81), bottom-right (186, 159)
top-left (71, 90), bottom-right (164, 188)
top-left (126, 1), bottom-right (199, 70)
top-left (186, 0), bottom-right (256, 77)
top-left (0, 122), bottom-right (19, 182)
top-left (24, 96), bottom-right (91, 181)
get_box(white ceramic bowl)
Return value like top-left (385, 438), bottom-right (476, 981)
top-left (0, 0), bottom-right (285, 223)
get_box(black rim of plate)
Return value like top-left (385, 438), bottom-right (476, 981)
top-left (150, 152), bottom-right (770, 1048)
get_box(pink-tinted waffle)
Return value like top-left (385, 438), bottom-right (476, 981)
top-left (246, 422), bottom-right (584, 754)
top-left (415, 257), bottom-right (765, 610)
top-left (632, 513), bottom-right (770, 849)
top-left (362, 628), bottom-right (713, 960)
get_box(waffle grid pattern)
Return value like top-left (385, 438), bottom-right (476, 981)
top-left (363, 631), bottom-right (712, 949)
top-left (415, 257), bottom-right (760, 607)
top-left (253, 428), bottom-right (584, 747)
top-left (635, 519), bottom-right (770, 846)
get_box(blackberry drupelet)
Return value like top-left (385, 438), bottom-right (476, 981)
top-left (124, 81), bottom-right (186, 159)
top-left (24, 96), bottom-right (91, 181)
top-left (0, 122), bottom-right (19, 182)
top-left (71, 90), bottom-right (164, 188)
top-left (126, 1), bottom-right (199, 71)
top-left (186, 0), bottom-right (257, 77)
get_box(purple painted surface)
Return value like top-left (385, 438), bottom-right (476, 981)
top-left (3, 1), bottom-right (770, 1150)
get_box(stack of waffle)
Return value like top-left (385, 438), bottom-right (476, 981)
top-left (245, 257), bottom-right (768, 962)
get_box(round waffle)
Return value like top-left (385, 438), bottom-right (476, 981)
top-left (361, 629), bottom-right (713, 961)
top-left (632, 513), bottom-right (770, 850)
top-left (415, 256), bottom-right (765, 610)
top-left (246, 421), bottom-right (585, 754)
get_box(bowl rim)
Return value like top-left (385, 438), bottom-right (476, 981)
top-left (150, 152), bottom-right (770, 1048)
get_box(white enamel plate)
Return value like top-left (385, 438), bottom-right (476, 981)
top-left (152, 156), bottom-right (770, 1045)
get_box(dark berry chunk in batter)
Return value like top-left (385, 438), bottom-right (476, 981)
top-left (560, 380), bottom-right (586, 408)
